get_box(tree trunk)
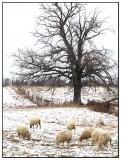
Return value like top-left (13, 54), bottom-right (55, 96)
top-left (73, 71), bottom-right (81, 104)
top-left (73, 84), bottom-right (81, 104)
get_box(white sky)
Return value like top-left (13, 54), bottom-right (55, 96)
top-left (3, 3), bottom-right (118, 78)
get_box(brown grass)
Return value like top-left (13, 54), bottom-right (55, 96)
top-left (7, 135), bottom-right (20, 143)
top-left (10, 86), bottom-right (24, 95)
top-left (70, 143), bottom-right (84, 147)
top-left (87, 101), bottom-right (110, 113)
top-left (10, 86), bottom-right (118, 115)
top-left (86, 100), bottom-right (118, 115)
top-left (16, 103), bottom-right (84, 110)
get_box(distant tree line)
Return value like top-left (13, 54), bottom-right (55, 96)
top-left (3, 78), bottom-right (12, 87)
top-left (3, 77), bottom-right (118, 87)
top-left (10, 77), bottom-right (68, 87)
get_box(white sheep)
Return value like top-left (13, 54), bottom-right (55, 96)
top-left (29, 116), bottom-right (41, 129)
top-left (16, 124), bottom-right (31, 140)
top-left (56, 130), bottom-right (72, 146)
top-left (79, 127), bottom-right (94, 142)
top-left (98, 132), bottom-right (112, 148)
top-left (67, 121), bottom-right (76, 131)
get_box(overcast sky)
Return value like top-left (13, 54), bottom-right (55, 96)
top-left (3, 3), bottom-right (118, 79)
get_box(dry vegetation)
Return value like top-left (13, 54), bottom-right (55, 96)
top-left (11, 85), bottom-right (118, 115)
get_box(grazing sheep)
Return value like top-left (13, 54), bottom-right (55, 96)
top-left (79, 127), bottom-right (94, 142)
top-left (91, 129), bottom-right (100, 146)
top-left (98, 132), bottom-right (112, 148)
top-left (56, 130), bottom-right (72, 146)
top-left (29, 116), bottom-right (41, 129)
top-left (96, 118), bottom-right (105, 127)
top-left (16, 124), bottom-right (31, 140)
top-left (67, 121), bottom-right (76, 131)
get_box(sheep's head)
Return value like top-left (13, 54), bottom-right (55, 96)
top-left (72, 124), bottom-right (76, 130)
top-left (79, 135), bottom-right (83, 141)
top-left (30, 123), bottom-right (32, 128)
top-left (68, 123), bottom-right (75, 131)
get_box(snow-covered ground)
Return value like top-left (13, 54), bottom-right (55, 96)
top-left (3, 86), bottom-right (118, 157)
top-left (25, 86), bottom-right (117, 104)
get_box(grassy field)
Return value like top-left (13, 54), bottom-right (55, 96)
top-left (3, 86), bottom-right (118, 157)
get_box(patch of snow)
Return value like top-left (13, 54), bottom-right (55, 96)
top-left (3, 87), bottom-right (36, 110)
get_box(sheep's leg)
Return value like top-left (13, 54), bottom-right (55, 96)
top-left (67, 140), bottom-right (70, 146)
top-left (92, 139), bottom-right (95, 146)
top-left (39, 122), bottom-right (41, 129)
top-left (110, 139), bottom-right (112, 145)
top-left (98, 145), bottom-right (103, 151)
top-left (18, 133), bottom-right (20, 138)
top-left (36, 125), bottom-right (38, 129)
top-left (95, 146), bottom-right (100, 152)
top-left (104, 142), bottom-right (107, 146)
top-left (98, 142), bottom-right (103, 149)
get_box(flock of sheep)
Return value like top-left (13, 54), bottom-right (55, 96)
top-left (16, 116), bottom-right (112, 151)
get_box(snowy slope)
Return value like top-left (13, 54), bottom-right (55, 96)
top-left (3, 87), bottom-right (36, 110)
top-left (3, 86), bottom-right (118, 157)
top-left (26, 86), bottom-right (116, 104)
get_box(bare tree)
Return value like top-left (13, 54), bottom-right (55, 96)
top-left (14, 3), bottom-right (117, 104)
